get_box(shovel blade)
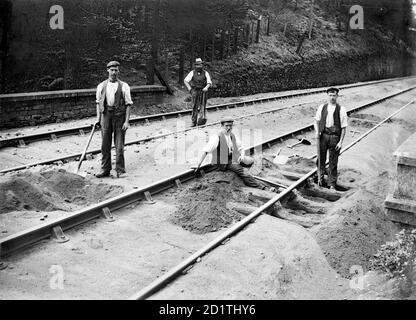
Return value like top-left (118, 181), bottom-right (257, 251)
top-left (300, 138), bottom-right (312, 145)
top-left (273, 155), bottom-right (289, 165)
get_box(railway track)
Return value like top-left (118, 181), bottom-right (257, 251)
top-left (0, 75), bottom-right (414, 150)
top-left (0, 85), bottom-right (414, 268)
top-left (128, 96), bottom-right (416, 300)
top-left (1, 80), bottom-right (415, 175)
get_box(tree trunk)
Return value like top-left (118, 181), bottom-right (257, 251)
top-left (202, 34), bottom-right (207, 61)
top-left (0, 0), bottom-right (12, 93)
top-left (189, 28), bottom-right (194, 70)
top-left (178, 46), bottom-right (184, 84)
top-left (211, 32), bottom-right (215, 61)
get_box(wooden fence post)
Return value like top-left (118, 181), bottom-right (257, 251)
top-left (233, 27), bottom-right (238, 54)
top-left (266, 17), bottom-right (270, 36)
top-left (296, 32), bottom-right (307, 55)
top-left (220, 29), bottom-right (225, 60)
top-left (255, 18), bottom-right (261, 43)
top-left (251, 21), bottom-right (254, 43)
top-left (245, 24), bottom-right (250, 47)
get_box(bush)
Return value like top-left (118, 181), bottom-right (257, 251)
top-left (370, 229), bottom-right (416, 283)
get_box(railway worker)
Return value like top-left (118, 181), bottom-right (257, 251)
top-left (193, 116), bottom-right (276, 192)
top-left (314, 87), bottom-right (348, 190)
top-left (94, 60), bottom-right (133, 178)
top-left (184, 58), bottom-right (212, 127)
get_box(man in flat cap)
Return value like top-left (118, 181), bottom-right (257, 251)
top-left (184, 58), bottom-right (212, 127)
top-left (94, 60), bottom-right (133, 178)
top-left (314, 87), bottom-right (348, 189)
top-left (193, 116), bottom-right (275, 191)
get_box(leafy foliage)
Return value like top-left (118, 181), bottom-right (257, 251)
top-left (370, 229), bottom-right (416, 281)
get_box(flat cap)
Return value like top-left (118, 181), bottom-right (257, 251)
top-left (326, 87), bottom-right (339, 94)
top-left (107, 61), bottom-right (120, 68)
top-left (220, 116), bottom-right (234, 124)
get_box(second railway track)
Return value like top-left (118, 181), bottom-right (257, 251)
top-left (0, 75), bottom-right (412, 149)
top-left (1, 77), bottom-right (416, 174)
top-left (1, 82), bottom-right (416, 299)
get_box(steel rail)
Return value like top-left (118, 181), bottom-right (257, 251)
top-left (128, 97), bottom-right (416, 301)
top-left (1, 86), bottom-right (415, 175)
top-left (0, 88), bottom-right (414, 261)
top-left (0, 76), bottom-right (414, 149)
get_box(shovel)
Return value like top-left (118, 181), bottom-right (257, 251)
top-left (273, 148), bottom-right (290, 165)
top-left (287, 138), bottom-right (311, 149)
top-left (75, 124), bottom-right (96, 175)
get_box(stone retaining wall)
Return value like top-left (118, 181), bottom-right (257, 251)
top-left (0, 85), bottom-right (167, 129)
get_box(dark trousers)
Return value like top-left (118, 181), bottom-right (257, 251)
top-left (226, 164), bottom-right (266, 189)
top-left (191, 89), bottom-right (207, 126)
top-left (100, 111), bottom-right (126, 174)
top-left (216, 155), bottom-right (266, 189)
top-left (318, 132), bottom-right (340, 187)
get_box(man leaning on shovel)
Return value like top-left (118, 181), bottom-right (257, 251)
top-left (184, 58), bottom-right (212, 127)
top-left (94, 60), bottom-right (133, 178)
top-left (314, 87), bottom-right (348, 190)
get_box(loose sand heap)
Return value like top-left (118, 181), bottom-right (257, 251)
top-left (0, 169), bottom-right (123, 214)
top-left (311, 175), bottom-right (398, 279)
top-left (170, 171), bottom-right (250, 234)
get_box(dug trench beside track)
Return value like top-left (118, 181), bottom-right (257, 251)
top-left (0, 86), bottom-right (414, 260)
top-left (128, 97), bottom-right (416, 300)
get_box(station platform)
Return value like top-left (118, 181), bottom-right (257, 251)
top-left (385, 132), bottom-right (416, 226)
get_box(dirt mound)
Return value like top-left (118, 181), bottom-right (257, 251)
top-left (170, 171), bottom-right (249, 234)
top-left (349, 118), bottom-right (376, 129)
top-left (311, 186), bottom-right (397, 279)
top-left (351, 113), bottom-right (384, 122)
top-left (285, 156), bottom-right (316, 173)
top-left (0, 169), bottom-right (123, 214)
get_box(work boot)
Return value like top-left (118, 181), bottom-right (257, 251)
top-left (95, 171), bottom-right (110, 178)
top-left (116, 170), bottom-right (126, 178)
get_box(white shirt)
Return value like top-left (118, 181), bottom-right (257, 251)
top-left (96, 80), bottom-right (133, 106)
top-left (184, 70), bottom-right (212, 85)
top-left (202, 131), bottom-right (243, 154)
top-left (315, 103), bottom-right (348, 128)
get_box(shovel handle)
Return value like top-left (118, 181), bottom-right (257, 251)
top-left (77, 125), bottom-right (96, 173)
top-left (287, 141), bottom-right (302, 148)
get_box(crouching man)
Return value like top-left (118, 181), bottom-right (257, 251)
top-left (193, 116), bottom-right (275, 191)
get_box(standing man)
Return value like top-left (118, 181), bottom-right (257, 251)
top-left (314, 87), bottom-right (348, 190)
top-left (184, 58), bottom-right (212, 127)
top-left (95, 61), bottom-right (133, 178)
top-left (193, 116), bottom-right (276, 192)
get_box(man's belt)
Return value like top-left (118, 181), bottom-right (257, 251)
top-left (323, 127), bottom-right (340, 135)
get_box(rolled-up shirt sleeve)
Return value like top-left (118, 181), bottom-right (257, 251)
top-left (123, 83), bottom-right (133, 105)
top-left (234, 133), bottom-right (244, 153)
top-left (96, 83), bottom-right (103, 104)
top-left (340, 106), bottom-right (348, 128)
top-left (314, 104), bottom-right (323, 122)
top-left (205, 71), bottom-right (212, 85)
top-left (202, 135), bottom-right (219, 154)
top-left (184, 71), bottom-right (194, 83)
